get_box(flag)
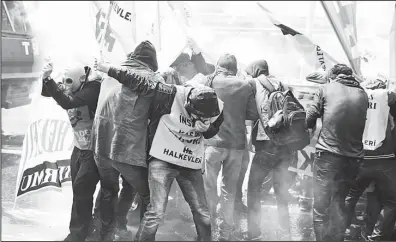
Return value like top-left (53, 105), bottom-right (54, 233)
top-left (390, 3), bottom-right (396, 87)
top-left (321, 1), bottom-right (361, 76)
top-left (257, 2), bottom-right (338, 72)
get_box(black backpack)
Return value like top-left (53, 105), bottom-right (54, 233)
top-left (258, 77), bottom-right (310, 151)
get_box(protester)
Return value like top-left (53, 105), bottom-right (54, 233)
top-left (186, 53), bottom-right (257, 240)
top-left (344, 77), bottom-right (396, 241)
top-left (94, 47), bottom-right (224, 241)
top-left (244, 59), bottom-right (296, 240)
top-left (305, 64), bottom-right (369, 241)
top-left (90, 40), bottom-right (164, 241)
top-left (41, 61), bottom-right (101, 241)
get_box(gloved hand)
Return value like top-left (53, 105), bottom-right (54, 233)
top-left (194, 120), bottom-right (210, 133)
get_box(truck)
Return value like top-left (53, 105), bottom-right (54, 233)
top-left (2, 1), bottom-right (41, 109)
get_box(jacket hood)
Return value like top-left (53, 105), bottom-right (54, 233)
top-left (216, 53), bottom-right (237, 75)
top-left (245, 60), bottom-right (269, 78)
top-left (122, 40), bottom-right (158, 72)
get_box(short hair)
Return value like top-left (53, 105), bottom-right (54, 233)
top-left (328, 64), bottom-right (353, 80)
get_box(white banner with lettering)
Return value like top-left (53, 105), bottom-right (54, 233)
top-left (14, 93), bottom-right (74, 202)
top-left (362, 88), bottom-right (389, 150)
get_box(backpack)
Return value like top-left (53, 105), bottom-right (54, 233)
top-left (257, 77), bottom-right (310, 151)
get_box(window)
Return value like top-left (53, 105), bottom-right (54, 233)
top-left (2, 1), bottom-right (31, 34)
top-left (2, 2), bottom-right (14, 32)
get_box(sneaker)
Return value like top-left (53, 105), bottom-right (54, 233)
top-left (115, 228), bottom-right (132, 241)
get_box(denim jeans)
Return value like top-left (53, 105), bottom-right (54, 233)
top-left (203, 146), bottom-right (244, 240)
top-left (345, 159), bottom-right (396, 241)
top-left (135, 159), bottom-right (211, 241)
top-left (234, 148), bottom-right (250, 229)
top-left (94, 154), bottom-right (150, 240)
top-left (313, 151), bottom-right (360, 241)
top-left (247, 145), bottom-right (294, 240)
top-left (91, 175), bottom-right (136, 232)
top-left (67, 147), bottom-right (100, 241)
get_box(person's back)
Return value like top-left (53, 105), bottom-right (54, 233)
top-left (207, 75), bottom-right (256, 149)
top-left (305, 64), bottom-right (369, 241)
top-left (317, 80), bottom-right (368, 158)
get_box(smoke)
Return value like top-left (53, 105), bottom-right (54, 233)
top-left (23, 1), bottom-right (100, 76)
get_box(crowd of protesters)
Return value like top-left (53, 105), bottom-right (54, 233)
top-left (40, 39), bottom-right (396, 241)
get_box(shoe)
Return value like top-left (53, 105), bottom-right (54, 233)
top-left (115, 228), bottom-right (132, 241)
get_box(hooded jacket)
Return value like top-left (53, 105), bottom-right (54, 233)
top-left (245, 60), bottom-right (290, 152)
top-left (195, 54), bottom-right (258, 150)
top-left (90, 41), bottom-right (163, 168)
top-left (306, 74), bottom-right (369, 158)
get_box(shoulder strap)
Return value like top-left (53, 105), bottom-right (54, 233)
top-left (205, 75), bottom-right (214, 88)
top-left (256, 76), bottom-right (276, 93)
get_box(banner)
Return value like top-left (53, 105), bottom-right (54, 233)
top-left (321, 1), bottom-right (361, 76)
top-left (15, 94), bottom-right (74, 201)
top-left (257, 2), bottom-right (338, 72)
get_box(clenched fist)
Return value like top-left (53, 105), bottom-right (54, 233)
top-left (194, 120), bottom-right (210, 133)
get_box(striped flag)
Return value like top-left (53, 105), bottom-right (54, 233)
top-left (257, 2), bottom-right (338, 72)
top-left (321, 1), bottom-right (361, 76)
top-left (390, 3), bottom-right (396, 87)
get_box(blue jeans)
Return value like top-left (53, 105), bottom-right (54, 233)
top-left (247, 145), bottom-right (294, 240)
top-left (313, 151), bottom-right (360, 241)
top-left (203, 146), bottom-right (245, 240)
top-left (135, 159), bottom-right (211, 241)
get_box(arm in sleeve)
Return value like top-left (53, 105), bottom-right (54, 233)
top-left (203, 111), bottom-right (224, 139)
top-left (246, 81), bottom-right (259, 121)
top-left (305, 87), bottom-right (324, 129)
top-left (107, 66), bottom-right (157, 95)
top-left (191, 52), bottom-right (212, 75)
top-left (43, 77), bottom-right (101, 110)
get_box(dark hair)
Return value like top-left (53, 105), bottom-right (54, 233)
top-left (328, 64), bottom-right (353, 80)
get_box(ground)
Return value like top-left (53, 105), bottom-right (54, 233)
top-left (1, 105), bottom-right (365, 241)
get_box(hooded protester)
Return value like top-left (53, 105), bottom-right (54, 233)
top-left (90, 40), bottom-right (163, 241)
top-left (94, 44), bottom-right (224, 241)
top-left (344, 77), bottom-right (396, 241)
top-left (244, 59), bottom-right (296, 240)
top-left (187, 53), bottom-right (258, 240)
top-left (41, 61), bottom-right (102, 241)
top-left (305, 64), bottom-right (369, 241)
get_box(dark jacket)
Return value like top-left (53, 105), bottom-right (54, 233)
top-left (105, 66), bottom-right (224, 160)
top-left (306, 74), bottom-right (369, 158)
top-left (91, 41), bottom-right (162, 168)
top-left (193, 65), bottom-right (258, 150)
top-left (42, 77), bottom-right (101, 150)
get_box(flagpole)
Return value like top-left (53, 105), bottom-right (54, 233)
top-left (320, 1), bottom-right (360, 76)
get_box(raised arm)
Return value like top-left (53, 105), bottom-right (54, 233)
top-left (94, 59), bottom-right (157, 95)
